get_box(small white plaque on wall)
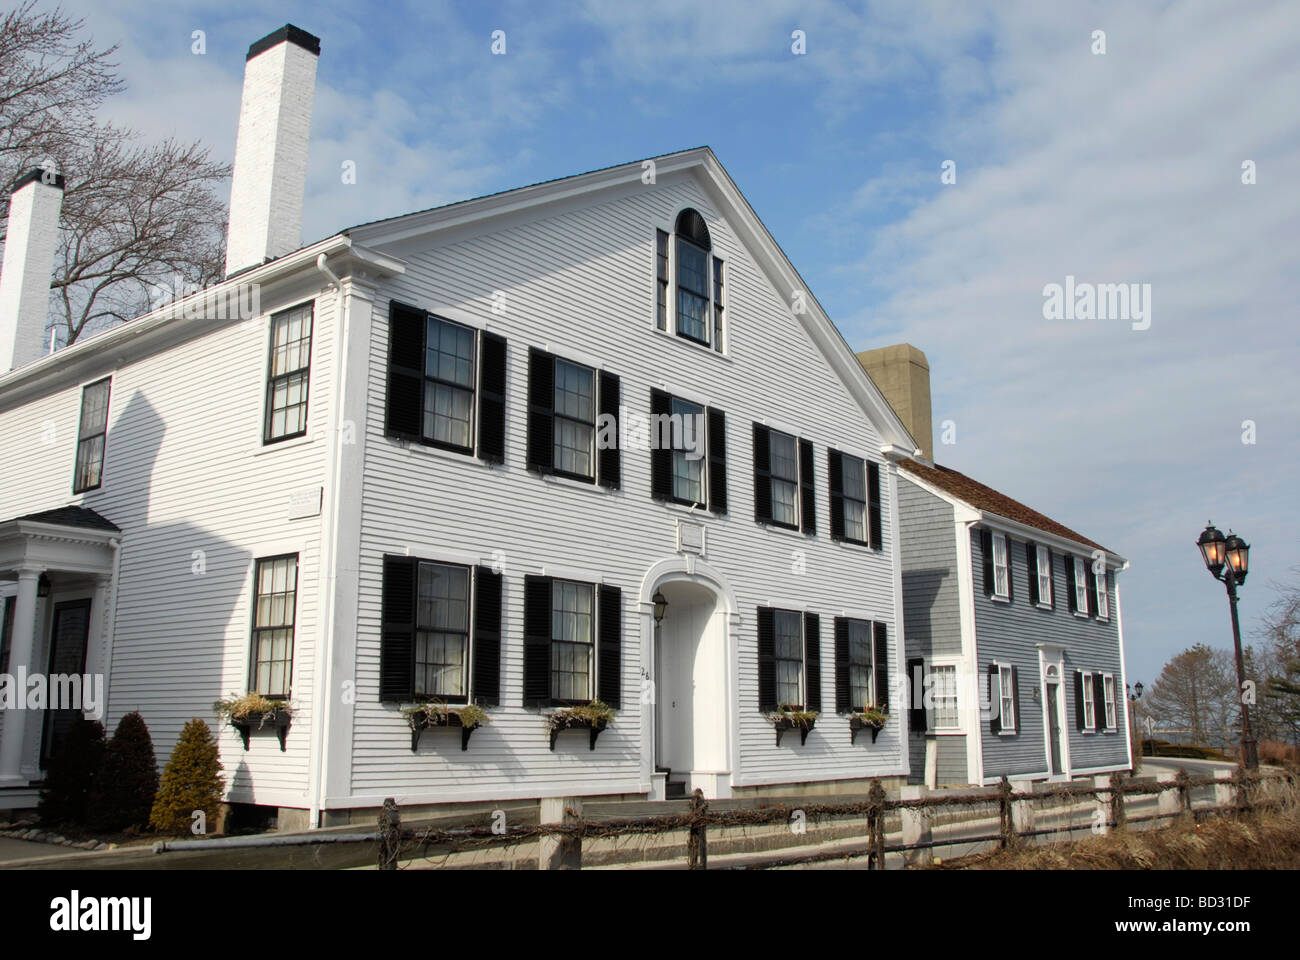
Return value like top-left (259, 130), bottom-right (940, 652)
top-left (676, 519), bottom-right (706, 556)
top-left (288, 486), bottom-right (322, 520)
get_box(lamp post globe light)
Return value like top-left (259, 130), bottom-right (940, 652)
top-left (1196, 522), bottom-right (1256, 769)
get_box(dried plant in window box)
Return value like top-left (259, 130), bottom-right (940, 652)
top-left (546, 700), bottom-right (616, 751)
top-left (768, 705), bottom-right (818, 746)
top-left (848, 708), bottom-right (890, 745)
top-left (402, 700), bottom-right (490, 752)
top-left (214, 693), bottom-right (292, 751)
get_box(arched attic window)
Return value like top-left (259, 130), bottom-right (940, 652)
top-left (656, 208), bottom-right (724, 352)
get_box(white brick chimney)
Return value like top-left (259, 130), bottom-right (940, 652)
top-left (0, 169), bottom-right (65, 372)
top-left (224, 25), bottom-right (320, 278)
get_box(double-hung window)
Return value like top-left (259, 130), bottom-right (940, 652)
top-left (932, 664), bottom-right (959, 728)
top-left (769, 430), bottom-right (800, 528)
top-left (551, 579), bottom-right (595, 702)
top-left (554, 359), bottom-right (596, 479)
top-left (992, 532), bottom-right (1010, 599)
top-left (1081, 671), bottom-right (1096, 729)
top-left (774, 609), bottom-right (804, 708)
top-left (662, 209), bottom-right (724, 352)
top-left (1095, 567), bottom-right (1110, 620)
top-left (264, 302), bottom-right (313, 443)
top-left (1036, 546), bottom-right (1053, 606)
top-left (250, 555), bottom-right (298, 698)
top-left (73, 377), bottom-right (111, 492)
top-left (415, 562), bottom-right (471, 700)
top-left (1103, 674), bottom-right (1117, 729)
top-left (423, 315), bottom-right (476, 451)
top-left (1074, 558), bottom-right (1090, 614)
top-left (848, 619), bottom-right (874, 712)
top-left (676, 234), bottom-right (709, 344)
top-left (841, 455), bottom-right (868, 544)
top-left (998, 663), bottom-right (1016, 732)
top-left (670, 396), bottom-right (706, 505)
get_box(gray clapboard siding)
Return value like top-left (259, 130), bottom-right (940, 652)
top-left (970, 527), bottom-right (1128, 779)
top-left (896, 478), bottom-right (960, 659)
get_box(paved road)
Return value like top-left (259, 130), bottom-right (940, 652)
top-left (0, 837), bottom-right (60, 863)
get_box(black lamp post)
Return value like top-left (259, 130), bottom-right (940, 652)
top-left (1196, 522), bottom-right (1257, 769)
top-left (1126, 681), bottom-right (1144, 758)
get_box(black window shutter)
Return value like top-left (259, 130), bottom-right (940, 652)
top-left (597, 583), bottom-right (622, 708)
top-left (386, 302), bottom-right (425, 441)
top-left (1048, 549), bottom-right (1057, 609)
top-left (757, 606), bottom-right (776, 712)
top-left (833, 617), bottom-right (850, 713)
top-left (1074, 671), bottom-right (1086, 730)
top-left (526, 349), bottom-right (555, 474)
top-left (873, 621), bottom-right (889, 712)
top-left (804, 611), bottom-right (821, 712)
top-left (827, 448), bottom-right (845, 541)
top-left (649, 389), bottom-right (673, 501)
top-left (981, 528), bottom-right (994, 596)
top-left (1086, 564), bottom-right (1098, 617)
top-left (379, 555), bottom-right (416, 701)
top-left (522, 575), bottom-right (553, 707)
top-left (1094, 673), bottom-right (1106, 731)
top-left (1010, 666), bottom-right (1019, 732)
top-left (597, 371), bottom-right (621, 489)
top-left (472, 566), bottom-right (502, 705)
top-left (1066, 556), bottom-right (1077, 613)
top-left (907, 658), bottom-right (927, 732)
top-left (477, 331), bottom-right (507, 464)
top-left (1005, 535), bottom-right (1014, 602)
top-left (867, 460), bottom-right (883, 548)
top-left (752, 423), bottom-right (772, 523)
top-left (707, 406), bottom-right (727, 513)
top-left (1026, 542), bottom-right (1039, 605)
top-left (799, 438), bottom-right (816, 533)
top-left (989, 663), bottom-right (1002, 734)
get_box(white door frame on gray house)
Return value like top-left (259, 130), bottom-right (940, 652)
top-left (1037, 643), bottom-right (1071, 781)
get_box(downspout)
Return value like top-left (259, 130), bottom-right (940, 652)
top-left (307, 254), bottom-right (344, 828)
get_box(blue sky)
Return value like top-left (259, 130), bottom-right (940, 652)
top-left (55, 0), bottom-right (1300, 684)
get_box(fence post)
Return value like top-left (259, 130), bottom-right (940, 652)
top-left (687, 789), bottom-right (708, 870)
top-left (1175, 769), bottom-right (1192, 821)
top-left (899, 785), bottom-right (931, 867)
top-left (997, 777), bottom-right (1013, 849)
top-left (1213, 769), bottom-right (1235, 815)
top-left (1156, 771), bottom-right (1180, 822)
top-left (1111, 772), bottom-right (1127, 830)
top-left (378, 797), bottom-right (400, 870)
top-left (538, 797), bottom-right (583, 870)
top-left (1092, 775), bottom-right (1112, 835)
top-left (867, 779), bottom-right (887, 869)
top-left (1010, 778), bottom-right (1035, 843)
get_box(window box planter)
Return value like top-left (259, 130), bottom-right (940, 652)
top-left (768, 707), bottom-right (818, 747)
top-left (546, 700), bottom-right (615, 751)
top-left (403, 702), bottom-right (489, 752)
top-left (848, 709), bottom-right (890, 745)
top-left (215, 694), bottom-right (292, 752)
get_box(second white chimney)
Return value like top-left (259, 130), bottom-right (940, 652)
top-left (0, 169), bottom-right (65, 372)
top-left (224, 25), bottom-right (320, 278)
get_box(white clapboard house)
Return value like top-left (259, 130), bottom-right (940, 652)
top-left (0, 25), bottom-right (925, 826)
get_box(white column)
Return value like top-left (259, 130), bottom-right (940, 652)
top-left (82, 575), bottom-right (111, 723)
top-left (0, 568), bottom-right (41, 784)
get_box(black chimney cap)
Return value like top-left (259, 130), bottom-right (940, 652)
top-left (247, 24), bottom-right (321, 61)
top-left (11, 168), bottom-right (65, 192)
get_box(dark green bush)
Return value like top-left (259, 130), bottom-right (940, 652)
top-left (91, 711), bottom-right (158, 832)
top-left (37, 717), bottom-right (106, 826)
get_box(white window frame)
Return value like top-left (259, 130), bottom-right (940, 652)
top-left (930, 663), bottom-right (960, 730)
top-left (1102, 673), bottom-right (1117, 730)
top-left (663, 215), bottom-right (727, 356)
top-left (991, 532), bottom-right (1010, 600)
top-left (996, 661), bottom-right (1016, 735)
top-left (1036, 546), bottom-right (1053, 608)
top-left (1081, 670), bottom-right (1096, 732)
top-left (1095, 565), bottom-right (1110, 621)
top-left (846, 618), bottom-right (875, 713)
top-left (1073, 558), bottom-right (1090, 617)
top-left (772, 608), bottom-right (806, 710)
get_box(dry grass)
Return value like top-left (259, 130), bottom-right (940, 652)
top-left (942, 806), bottom-right (1300, 870)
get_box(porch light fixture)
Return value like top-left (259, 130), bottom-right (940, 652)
top-left (1195, 522), bottom-right (1255, 769)
top-left (653, 591), bottom-right (668, 624)
top-left (37, 573), bottom-right (51, 597)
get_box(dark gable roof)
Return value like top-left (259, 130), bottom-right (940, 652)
top-left (899, 460), bottom-right (1110, 554)
top-left (6, 505), bottom-right (120, 532)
